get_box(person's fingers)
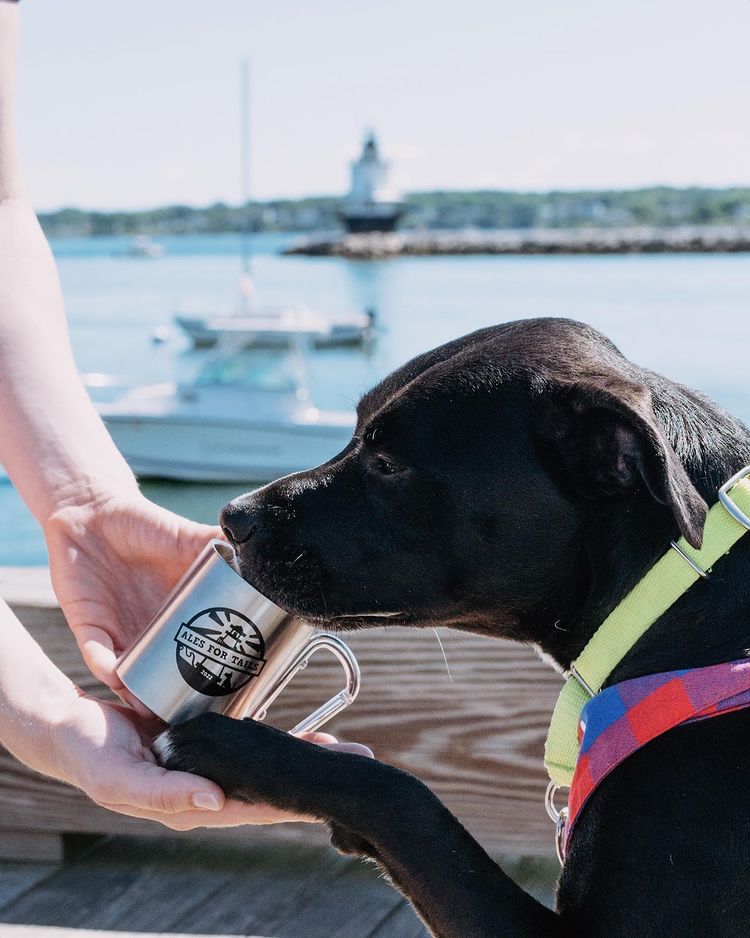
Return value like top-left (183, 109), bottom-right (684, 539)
top-left (90, 759), bottom-right (226, 815)
top-left (74, 624), bottom-right (122, 690)
top-left (192, 522), bottom-right (224, 545)
top-left (76, 628), bottom-right (155, 717)
top-left (296, 731), bottom-right (339, 745)
top-left (159, 508), bottom-right (223, 557)
top-left (99, 798), bottom-right (318, 830)
top-left (113, 684), bottom-right (158, 719)
top-left (296, 731), bottom-right (374, 758)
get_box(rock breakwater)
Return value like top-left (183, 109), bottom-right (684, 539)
top-left (284, 226), bottom-right (750, 258)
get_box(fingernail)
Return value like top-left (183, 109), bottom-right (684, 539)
top-left (334, 743), bottom-right (375, 759)
top-left (192, 792), bottom-right (221, 811)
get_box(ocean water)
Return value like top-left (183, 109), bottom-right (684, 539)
top-left (3, 232), bottom-right (750, 565)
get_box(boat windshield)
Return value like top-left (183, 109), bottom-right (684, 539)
top-left (194, 353), bottom-right (300, 393)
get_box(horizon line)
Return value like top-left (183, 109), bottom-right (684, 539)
top-left (36, 181), bottom-right (750, 217)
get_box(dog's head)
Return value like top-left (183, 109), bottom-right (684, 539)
top-left (220, 318), bottom-right (716, 650)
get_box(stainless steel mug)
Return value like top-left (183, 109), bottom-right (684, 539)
top-left (116, 539), bottom-right (360, 730)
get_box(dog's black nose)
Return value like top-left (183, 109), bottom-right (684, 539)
top-left (219, 500), bottom-right (256, 545)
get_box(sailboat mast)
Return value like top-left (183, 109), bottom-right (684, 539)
top-left (240, 58), bottom-right (251, 274)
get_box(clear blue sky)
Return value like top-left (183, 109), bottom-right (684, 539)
top-left (17, 0), bottom-right (750, 211)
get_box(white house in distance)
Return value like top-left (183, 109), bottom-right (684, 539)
top-left (339, 132), bottom-right (405, 233)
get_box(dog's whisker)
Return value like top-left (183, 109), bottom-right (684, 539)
top-left (432, 627), bottom-right (453, 683)
top-left (289, 551), bottom-right (305, 568)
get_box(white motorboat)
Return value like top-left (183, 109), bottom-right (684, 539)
top-left (125, 235), bottom-right (164, 259)
top-left (93, 352), bottom-right (355, 482)
top-left (174, 304), bottom-right (374, 350)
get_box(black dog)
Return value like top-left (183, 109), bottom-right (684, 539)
top-left (157, 318), bottom-right (750, 937)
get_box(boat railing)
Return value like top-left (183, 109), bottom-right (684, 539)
top-left (81, 371), bottom-right (137, 390)
top-left (81, 371), bottom-right (150, 404)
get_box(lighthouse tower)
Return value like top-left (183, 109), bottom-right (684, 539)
top-left (339, 132), bottom-right (404, 234)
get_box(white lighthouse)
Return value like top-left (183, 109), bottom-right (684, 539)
top-left (339, 132), bottom-right (404, 233)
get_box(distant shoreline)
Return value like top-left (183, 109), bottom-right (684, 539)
top-left (38, 186), bottom-right (750, 239)
top-left (284, 227), bottom-right (750, 258)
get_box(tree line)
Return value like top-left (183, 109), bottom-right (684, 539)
top-left (39, 187), bottom-right (750, 238)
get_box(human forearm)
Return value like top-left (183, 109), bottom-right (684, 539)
top-left (0, 203), bottom-right (138, 523)
top-left (0, 596), bottom-right (78, 779)
top-left (0, 1), bottom-right (23, 201)
top-left (0, 4), bottom-right (137, 525)
top-left (0, 594), bottom-right (231, 822)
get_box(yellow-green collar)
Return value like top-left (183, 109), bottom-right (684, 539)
top-left (544, 466), bottom-right (750, 788)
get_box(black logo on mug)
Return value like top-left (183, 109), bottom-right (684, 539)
top-left (174, 607), bottom-right (267, 697)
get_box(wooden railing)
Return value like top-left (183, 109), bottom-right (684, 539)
top-left (0, 568), bottom-right (562, 863)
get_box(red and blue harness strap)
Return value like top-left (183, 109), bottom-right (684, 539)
top-left (565, 657), bottom-right (750, 852)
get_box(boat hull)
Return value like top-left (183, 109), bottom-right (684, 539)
top-left (174, 315), bottom-right (372, 351)
top-left (102, 414), bottom-right (353, 482)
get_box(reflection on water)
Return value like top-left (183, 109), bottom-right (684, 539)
top-left (3, 234), bottom-right (750, 565)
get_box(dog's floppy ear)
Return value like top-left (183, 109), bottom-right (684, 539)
top-left (539, 376), bottom-right (708, 549)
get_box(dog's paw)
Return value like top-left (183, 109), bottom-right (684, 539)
top-left (153, 712), bottom-right (223, 772)
top-left (153, 712), bottom-right (267, 798)
top-left (152, 712), bottom-right (307, 808)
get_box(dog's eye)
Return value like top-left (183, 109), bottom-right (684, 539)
top-left (373, 454), bottom-right (405, 475)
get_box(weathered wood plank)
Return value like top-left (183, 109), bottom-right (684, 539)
top-left (0, 837), bottom-right (240, 931)
top-left (166, 842), bottom-right (403, 938)
top-left (0, 834), bottom-right (63, 864)
top-left (0, 568), bottom-right (57, 607)
top-left (0, 862), bottom-right (57, 911)
top-left (369, 901), bottom-right (430, 938)
top-left (166, 851), bottom-right (344, 937)
top-left (262, 860), bottom-right (406, 938)
top-left (0, 929), bottom-right (261, 938)
top-left (501, 855), bottom-right (558, 909)
top-left (1, 581), bottom-right (564, 858)
top-left (0, 836), bottom-right (415, 938)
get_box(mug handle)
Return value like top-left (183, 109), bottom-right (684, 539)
top-left (244, 633), bottom-right (361, 735)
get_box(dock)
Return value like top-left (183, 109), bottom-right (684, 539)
top-left (0, 567), bottom-right (560, 934)
top-left (0, 834), bottom-right (556, 937)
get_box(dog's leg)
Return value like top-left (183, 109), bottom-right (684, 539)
top-left (155, 714), bottom-right (567, 938)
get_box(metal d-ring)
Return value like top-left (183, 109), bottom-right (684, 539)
top-left (545, 782), bottom-right (569, 866)
top-left (718, 465), bottom-right (750, 532)
top-left (670, 540), bottom-right (709, 579)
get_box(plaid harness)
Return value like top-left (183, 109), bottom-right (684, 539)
top-left (565, 657), bottom-right (750, 853)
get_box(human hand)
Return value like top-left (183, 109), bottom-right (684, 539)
top-left (48, 691), bottom-right (368, 830)
top-left (44, 491), bottom-right (221, 698)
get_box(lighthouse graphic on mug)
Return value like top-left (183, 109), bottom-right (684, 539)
top-left (174, 606), bottom-right (267, 697)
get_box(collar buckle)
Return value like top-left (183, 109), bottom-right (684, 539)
top-left (718, 465), bottom-right (750, 531)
